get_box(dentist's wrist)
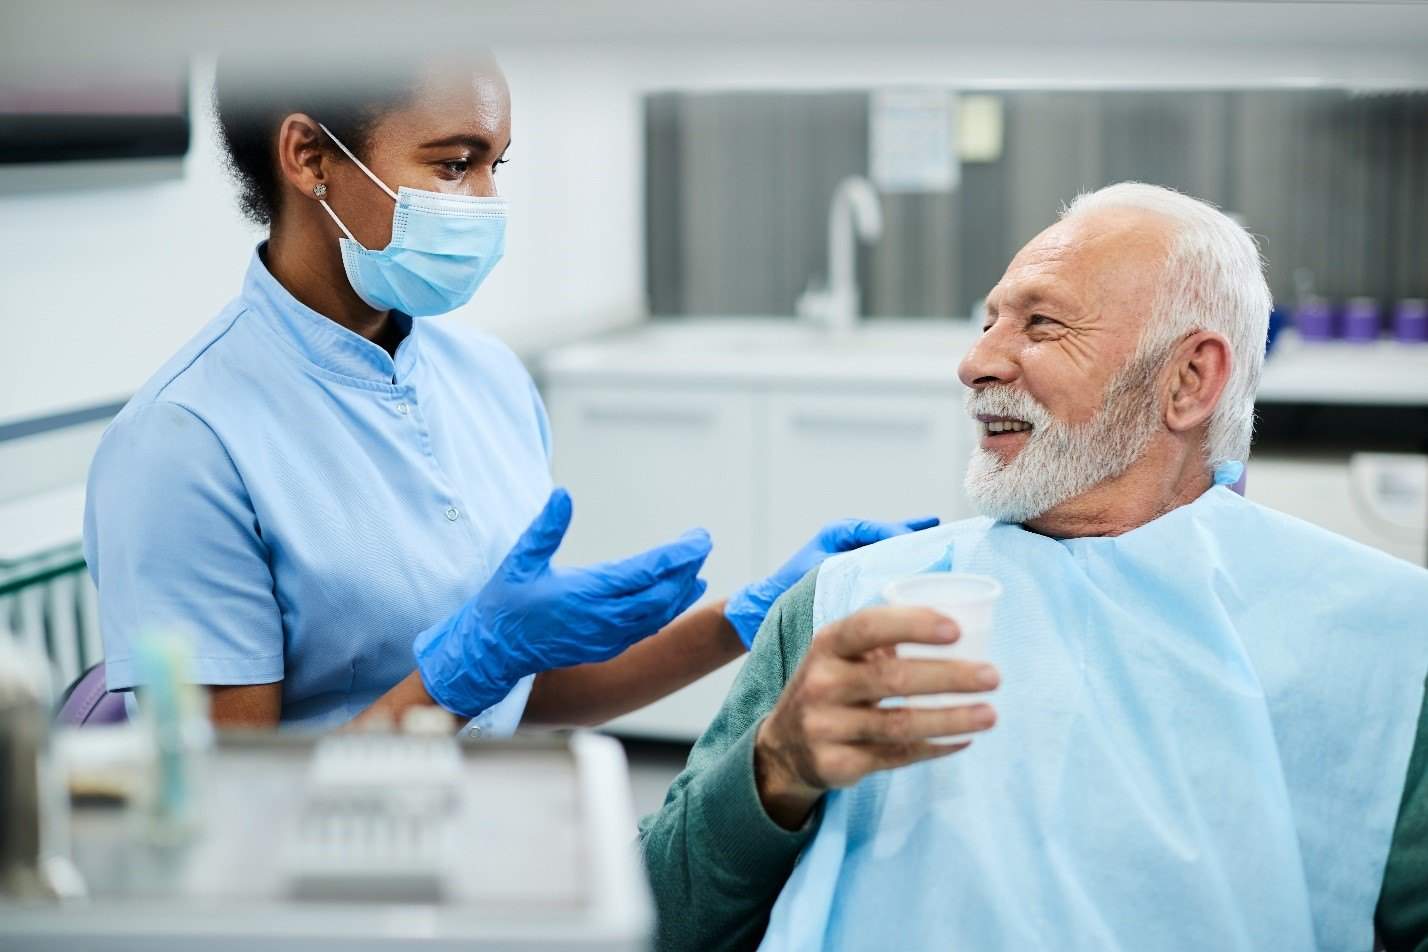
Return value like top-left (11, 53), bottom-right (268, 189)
top-left (724, 583), bottom-right (775, 649)
top-left (703, 598), bottom-right (745, 653)
top-left (412, 615), bottom-right (519, 718)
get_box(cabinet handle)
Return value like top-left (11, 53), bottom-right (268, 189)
top-left (583, 406), bottom-right (717, 428)
top-left (790, 415), bottom-right (929, 438)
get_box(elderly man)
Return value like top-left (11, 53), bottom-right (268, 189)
top-left (638, 183), bottom-right (1428, 951)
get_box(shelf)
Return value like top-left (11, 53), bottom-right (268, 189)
top-left (1258, 333), bottom-right (1428, 406)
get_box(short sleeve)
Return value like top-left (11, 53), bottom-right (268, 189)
top-left (83, 401), bottom-right (284, 690)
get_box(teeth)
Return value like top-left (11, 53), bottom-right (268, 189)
top-left (985, 420), bottom-right (1032, 434)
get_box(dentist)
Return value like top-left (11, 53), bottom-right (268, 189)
top-left (82, 53), bottom-right (934, 731)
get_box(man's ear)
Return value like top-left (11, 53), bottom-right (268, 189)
top-left (1164, 330), bottom-right (1232, 435)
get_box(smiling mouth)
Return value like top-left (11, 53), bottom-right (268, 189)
top-left (978, 416), bottom-right (1034, 438)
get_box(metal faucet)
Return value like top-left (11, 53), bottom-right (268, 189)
top-left (796, 175), bottom-right (883, 333)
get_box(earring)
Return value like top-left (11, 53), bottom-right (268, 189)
top-left (313, 183), bottom-right (328, 199)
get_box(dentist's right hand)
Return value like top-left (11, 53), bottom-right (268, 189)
top-left (414, 488), bottom-right (712, 717)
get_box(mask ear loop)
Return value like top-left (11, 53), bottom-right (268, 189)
top-left (317, 122), bottom-right (399, 202)
top-left (315, 186), bottom-right (358, 242)
top-left (313, 121), bottom-right (399, 248)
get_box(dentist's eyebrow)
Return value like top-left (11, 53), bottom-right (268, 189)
top-left (417, 133), bottom-right (496, 153)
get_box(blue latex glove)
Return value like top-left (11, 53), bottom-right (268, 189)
top-left (415, 488), bottom-right (711, 717)
top-left (724, 516), bottom-right (940, 648)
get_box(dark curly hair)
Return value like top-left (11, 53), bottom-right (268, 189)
top-left (213, 57), bottom-right (423, 226)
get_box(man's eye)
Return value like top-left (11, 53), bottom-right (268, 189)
top-left (1029, 314), bottom-right (1057, 326)
top-left (442, 159), bottom-right (471, 175)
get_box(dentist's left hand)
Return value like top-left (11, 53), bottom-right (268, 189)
top-left (724, 516), bottom-right (939, 648)
top-left (415, 488), bottom-right (712, 717)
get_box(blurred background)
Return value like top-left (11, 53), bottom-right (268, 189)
top-left (3, 1), bottom-right (1427, 789)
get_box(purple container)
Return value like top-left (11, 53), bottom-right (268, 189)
top-left (1341, 297), bottom-right (1382, 343)
top-left (1294, 297), bottom-right (1336, 341)
top-left (1394, 298), bottom-right (1428, 343)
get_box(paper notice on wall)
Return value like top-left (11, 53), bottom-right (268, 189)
top-left (869, 88), bottom-right (958, 193)
top-left (957, 95), bottom-right (1005, 163)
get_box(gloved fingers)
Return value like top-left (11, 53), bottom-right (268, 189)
top-left (503, 488), bottom-right (574, 580)
top-left (680, 575), bottom-right (710, 615)
top-left (611, 569), bottom-right (707, 634)
top-left (661, 573), bottom-right (709, 625)
top-left (576, 575), bottom-right (708, 665)
top-left (827, 516), bottom-right (941, 552)
top-left (832, 519), bottom-right (909, 550)
top-left (586, 528), bottom-right (712, 595)
top-left (619, 576), bottom-right (708, 653)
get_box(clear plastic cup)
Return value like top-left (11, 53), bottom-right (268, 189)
top-left (880, 573), bottom-right (1002, 739)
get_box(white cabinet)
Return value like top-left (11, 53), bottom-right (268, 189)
top-left (544, 385), bottom-right (759, 594)
top-left (1246, 453), bottom-right (1428, 567)
top-left (541, 378), bottom-right (971, 741)
top-left (543, 384), bottom-right (762, 740)
top-left (762, 391), bottom-right (975, 569)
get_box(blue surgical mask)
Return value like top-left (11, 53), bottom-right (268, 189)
top-left (315, 123), bottom-right (506, 317)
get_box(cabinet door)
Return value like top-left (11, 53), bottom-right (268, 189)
top-left (762, 390), bottom-right (975, 572)
top-left (542, 383), bottom-right (758, 740)
top-left (1246, 454), bottom-right (1428, 566)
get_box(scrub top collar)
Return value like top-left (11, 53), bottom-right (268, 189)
top-left (244, 244), bottom-right (420, 386)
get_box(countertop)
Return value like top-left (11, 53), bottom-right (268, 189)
top-left (539, 318), bottom-right (1428, 406)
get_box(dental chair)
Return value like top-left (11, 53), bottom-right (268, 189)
top-left (55, 662), bottom-right (127, 726)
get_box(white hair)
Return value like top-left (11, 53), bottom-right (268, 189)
top-left (1060, 182), bottom-right (1272, 466)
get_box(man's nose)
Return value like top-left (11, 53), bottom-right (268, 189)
top-left (958, 326), bottom-right (1021, 389)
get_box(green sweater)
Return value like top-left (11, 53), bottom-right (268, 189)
top-left (638, 572), bottom-right (1428, 952)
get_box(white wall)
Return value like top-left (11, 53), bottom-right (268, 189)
top-left (0, 62), bottom-right (259, 428)
top-left (0, 54), bottom-right (648, 429)
top-left (474, 48), bottom-right (647, 356)
top-left (5, 21), bottom-right (1428, 432)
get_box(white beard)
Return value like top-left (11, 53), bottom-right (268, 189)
top-left (963, 354), bottom-right (1167, 524)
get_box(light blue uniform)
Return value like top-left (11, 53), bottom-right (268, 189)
top-left (84, 247), bottom-right (552, 730)
top-left (761, 487), bottom-right (1428, 951)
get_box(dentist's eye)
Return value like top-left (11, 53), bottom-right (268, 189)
top-left (441, 158), bottom-right (471, 177)
top-left (493, 156), bottom-right (509, 173)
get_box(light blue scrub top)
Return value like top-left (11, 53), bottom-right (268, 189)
top-left (84, 247), bottom-right (553, 730)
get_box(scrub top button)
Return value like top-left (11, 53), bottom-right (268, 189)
top-left (396, 402), bottom-right (409, 415)
top-left (445, 507), bottom-right (460, 522)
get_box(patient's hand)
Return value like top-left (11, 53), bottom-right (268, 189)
top-left (753, 606), bottom-right (999, 830)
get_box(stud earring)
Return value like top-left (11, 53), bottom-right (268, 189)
top-left (313, 183), bottom-right (328, 199)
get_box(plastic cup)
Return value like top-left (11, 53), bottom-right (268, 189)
top-left (1394, 299), bottom-right (1428, 344)
top-left (1294, 297), bottom-right (1337, 342)
top-left (1342, 297), bottom-right (1382, 343)
top-left (880, 573), bottom-right (1002, 740)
